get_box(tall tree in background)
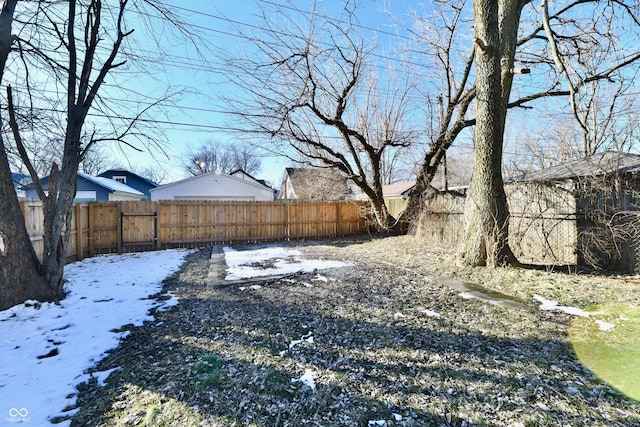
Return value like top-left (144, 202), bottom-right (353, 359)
top-left (541, 0), bottom-right (640, 157)
top-left (183, 141), bottom-right (261, 176)
top-left (394, 2), bottom-right (479, 229)
top-left (223, 3), bottom-right (419, 231)
top-left (458, 0), bottom-right (640, 266)
top-left (394, 0), bottom-right (640, 241)
top-left (8, 136), bottom-right (112, 178)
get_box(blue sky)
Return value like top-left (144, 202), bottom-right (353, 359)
top-left (100, 0), bottom-right (426, 186)
top-left (94, 0), bottom-right (640, 186)
top-left (8, 1), bottom-right (638, 187)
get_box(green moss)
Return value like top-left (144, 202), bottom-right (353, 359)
top-left (192, 353), bottom-right (224, 389)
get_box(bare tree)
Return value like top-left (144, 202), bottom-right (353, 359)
top-left (227, 144), bottom-right (262, 176)
top-left (79, 145), bottom-right (113, 176)
top-left (182, 141), bottom-right (261, 176)
top-left (541, 0), bottom-right (640, 157)
top-left (0, 0), bottom-right (56, 308)
top-left (456, 0), bottom-right (524, 267)
top-left (7, 134), bottom-right (111, 178)
top-left (395, 0), bottom-right (640, 266)
top-left (133, 165), bottom-right (166, 185)
top-left (223, 3), bottom-right (419, 231)
top-left (281, 168), bottom-right (352, 201)
top-left (464, 0), bottom-right (640, 267)
top-left (503, 120), bottom-right (583, 178)
top-left (0, 0), bottom-right (198, 309)
top-left (394, 2), bottom-right (479, 230)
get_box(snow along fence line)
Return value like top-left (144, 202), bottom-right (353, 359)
top-left (19, 199), bottom-right (369, 262)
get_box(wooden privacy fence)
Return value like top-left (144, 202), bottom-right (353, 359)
top-left (411, 185), bottom-right (580, 266)
top-left (19, 199), bottom-right (369, 261)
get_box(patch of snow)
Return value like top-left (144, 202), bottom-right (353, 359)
top-left (394, 312), bottom-right (405, 318)
top-left (392, 413), bottom-right (403, 421)
top-left (424, 309), bottom-right (441, 318)
top-left (289, 332), bottom-right (314, 349)
top-left (368, 420), bottom-right (387, 427)
top-left (459, 292), bottom-right (474, 300)
top-left (291, 368), bottom-right (317, 391)
top-left (155, 291), bottom-right (180, 312)
top-left (237, 285), bottom-right (262, 291)
top-left (533, 294), bottom-right (594, 317)
top-left (595, 320), bottom-right (615, 331)
top-left (0, 249), bottom-right (191, 426)
top-left (96, 367), bottom-right (120, 386)
top-left (223, 246), bottom-right (351, 280)
top-left (313, 275), bottom-right (328, 282)
top-left (533, 294), bottom-right (618, 332)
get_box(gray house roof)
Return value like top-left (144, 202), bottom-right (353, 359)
top-left (382, 181), bottom-right (415, 198)
top-left (511, 151), bottom-right (640, 183)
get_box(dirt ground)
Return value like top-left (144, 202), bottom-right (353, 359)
top-left (71, 235), bottom-right (640, 426)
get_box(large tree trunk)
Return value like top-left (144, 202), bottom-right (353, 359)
top-left (0, 0), bottom-right (56, 310)
top-left (355, 174), bottom-right (395, 233)
top-left (459, 0), bottom-right (523, 267)
top-left (0, 144), bottom-right (55, 310)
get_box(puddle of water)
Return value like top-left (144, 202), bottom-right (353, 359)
top-left (569, 303), bottom-right (640, 402)
top-left (435, 276), bottom-right (524, 309)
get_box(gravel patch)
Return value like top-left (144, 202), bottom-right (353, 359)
top-left (71, 236), bottom-right (640, 426)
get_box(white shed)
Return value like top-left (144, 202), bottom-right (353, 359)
top-left (150, 171), bottom-right (275, 201)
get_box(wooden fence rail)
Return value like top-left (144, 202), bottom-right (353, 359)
top-left (19, 199), bottom-right (369, 262)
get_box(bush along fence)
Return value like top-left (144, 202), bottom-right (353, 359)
top-left (19, 199), bottom-right (370, 262)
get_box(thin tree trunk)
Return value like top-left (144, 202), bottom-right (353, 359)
top-left (40, 129), bottom-right (82, 294)
top-left (395, 124), bottom-right (466, 232)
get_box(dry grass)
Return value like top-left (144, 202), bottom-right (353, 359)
top-left (71, 235), bottom-right (640, 426)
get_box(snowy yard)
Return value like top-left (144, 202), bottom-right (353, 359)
top-left (0, 250), bottom-right (190, 425)
top-left (0, 244), bottom-right (352, 425)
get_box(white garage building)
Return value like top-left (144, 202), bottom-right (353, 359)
top-left (149, 171), bottom-right (275, 201)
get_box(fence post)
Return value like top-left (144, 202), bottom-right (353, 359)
top-left (155, 200), bottom-right (162, 250)
top-left (75, 203), bottom-right (84, 261)
top-left (336, 202), bottom-right (341, 236)
top-left (88, 203), bottom-right (95, 256)
top-left (116, 201), bottom-right (123, 254)
top-left (18, 199), bottom-right (26, 219)
top-left (284, 200), bottom-right (290, 239)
